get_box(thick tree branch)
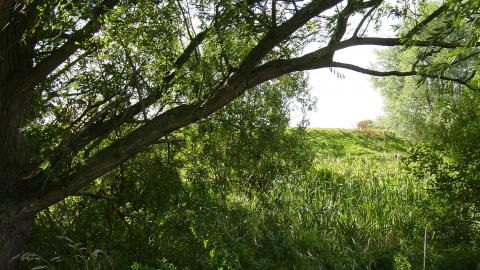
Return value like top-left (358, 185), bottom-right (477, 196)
top-left (235, 0), bottom-right (343, 76)
top-left (47, 0), bottom-right (264, 162)
top-left (248, 33), bottom-right (480, 85)
top-left (19, 0), bottom-right (480, 215)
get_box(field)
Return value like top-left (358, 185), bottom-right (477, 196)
top-left (27, 128), bottom-right (478, 269)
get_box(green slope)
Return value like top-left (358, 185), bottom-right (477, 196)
top-left (306, 128), bottom-right (410, 158)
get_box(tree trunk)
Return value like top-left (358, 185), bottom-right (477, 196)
top-left (0, 208), bottom-right (35, 270)
top-left (0, 4), bottom-right (38, 269)
top-left (0, 17), bottom-right (34, 196)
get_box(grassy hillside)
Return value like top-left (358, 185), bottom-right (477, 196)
top-left (306, 128), bottom-right (410, 158)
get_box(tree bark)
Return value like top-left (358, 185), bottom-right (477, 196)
top-left (0, 208), bottom-right (35, 270)
top-left (0, 0), bottom-right (34, 195)
top-left (0, 3), bottom-right (36, 268)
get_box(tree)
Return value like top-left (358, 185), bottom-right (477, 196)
top-left (375, 0), bottom-right (480, 253)
top-left (26, 81), bottom-right (316, 268)
top-left (374, 1), bottom-right (480, 143)
top-left (375, 48), bottom-right (480, 143)
top-left (0, 0), bottom-right (477, 268)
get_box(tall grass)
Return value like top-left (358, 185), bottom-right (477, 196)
top-left (204, 152), bottom-right (428, 269)
top-left (157, 130), bottom-right (428, 269)
top-left (17, 236), bottom-right (113, 270)
top-left (252, 156), bottom-right (424, 269)
top-left (27, 129), bottom-right (440, 269)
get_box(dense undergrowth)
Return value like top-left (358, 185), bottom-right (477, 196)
top-left (22, 128), bottom-right (480, 269)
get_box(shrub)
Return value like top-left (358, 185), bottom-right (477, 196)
top-left (357, 120), bottom-right (375, 130)
top-left (406, 145), bottom-right (480, 243)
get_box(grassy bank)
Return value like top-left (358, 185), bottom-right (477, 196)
top-left (306, 128), bottom-right (409, 158)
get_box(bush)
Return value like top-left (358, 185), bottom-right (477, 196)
top-left (357, 120), bottom-right (375, 130)
top-left (406, 145), bottom-right (480, 243)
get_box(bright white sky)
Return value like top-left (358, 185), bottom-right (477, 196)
top-left (294, 46), bottom-right (385, 128)
top-left (290, 9), bottom-right (398, 129)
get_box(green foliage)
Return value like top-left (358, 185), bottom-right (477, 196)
top-left (7, 1), bottom-right (480, 269)
top-left (25, 124), bottom-right (480, 269)
top-left (184, 74), bottom-right (314, 191)
top-left (375, 0), bottom-right (480, 143)
top-left (27, 72), bottom-right (317, 269)
top-left (406, 145), bottom-right (480, 243)
top-left (374, 46), bottom-right (480, 143)
top-left (273, 156), bottom-right (419, 269)
top-left (29, 148), bottom-right (183, 268)
top-left (25, 128), bottom-right (418, 269)
top-left (17, 236), bottom-right (112, 270)
top-left (374, 4), bottom-right (480, 268)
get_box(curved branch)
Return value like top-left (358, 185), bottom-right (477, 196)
top-left (235, 0), bottom-right (343, 76)
top-left (352, 3), bottom-right (380, 37)
top-left (330, 62), bottom-right (479, 90)
top-left (248, 33), bottom-right (480, 86)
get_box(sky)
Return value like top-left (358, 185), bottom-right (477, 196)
top-left (290, 9), bottom-right (398, 129)
top-left (293, 46), bottom-right (385, 128)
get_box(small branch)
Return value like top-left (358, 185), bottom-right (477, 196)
top-left (329, 0), bottom-right (383, 45)
top-left (352, 4), bottom-right (379, 37)
top-left (446, 51), bottom-right (480, 69)
top-left (153, 138), bottom-right (184, 144)
top-left (403, 4), bottom-right (447, 42)
top-left (271, 0), bottom-right (277, 27)
top-left (46, 50), bottom-right (91, 82)
top-left (74, 191), bottom-right (112, 200)
top-left (330, 62), bottom-right (479, 91)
